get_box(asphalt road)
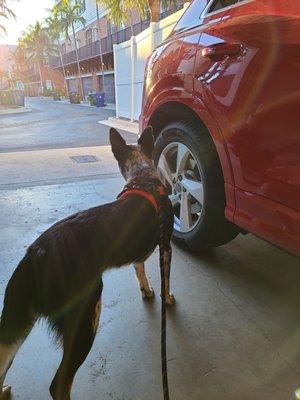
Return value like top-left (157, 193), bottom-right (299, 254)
top-left (0, 98), bottom-right (299, 400)
top-left (0, 98), bottom-right (137, 190)
top-left (0, 97), bottom-right (135, 153)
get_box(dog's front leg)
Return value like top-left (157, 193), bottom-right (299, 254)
top-left (134, 263), bottom-right (154, 299)
top-left (162, 246), bottom-right (175, 306)
top-left (0, 386), bottom-right (11, 400)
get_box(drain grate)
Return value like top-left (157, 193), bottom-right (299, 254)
top-left (70, 155), bottom-right (99, 163)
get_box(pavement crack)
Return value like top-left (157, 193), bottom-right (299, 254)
top-left (202, 366), bottom-right (216, 377)
top-left (276, 350), bottom-right (299, 376)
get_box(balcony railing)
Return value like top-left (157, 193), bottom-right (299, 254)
top-left (160, 2), bottom-right (184, 20)
top-left (50, 20), bottom-right (150, 69)
top-left (49, 4), bottom-right (183, 69)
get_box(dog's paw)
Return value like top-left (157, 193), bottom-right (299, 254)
top-left (141, 287), bottom-right (155, 300)
top-left (0, 386), bottom-right (12, 400)
top-left (166, 293), bottom-right (175, 306)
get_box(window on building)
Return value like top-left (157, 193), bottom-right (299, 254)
top-left (93, 27), bottom-right (99, 41)
top-left (108, 20), bottom-right (118, 35)
top-left (144, 5), bottom-right (151, 21)
top-left (43, 58), bottom-right (49, 67)
top-left (76, 0), bottom-right (86, 16)
top-left (86, 28), bottom-right (92, 44)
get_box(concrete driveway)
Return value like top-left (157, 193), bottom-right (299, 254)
top-left (0, 98), bottom-right (299, 400)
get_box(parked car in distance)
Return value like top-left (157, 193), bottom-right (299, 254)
top-left (140, 0), bottom-right (300, 257)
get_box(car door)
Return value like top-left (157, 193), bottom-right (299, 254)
top-left (193, 0), bottom-right (250, 219)
top-left (195, 0), bottom-right (300, 253)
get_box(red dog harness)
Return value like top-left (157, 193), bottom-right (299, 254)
top-left (118, 185), bottom-right (166, 213)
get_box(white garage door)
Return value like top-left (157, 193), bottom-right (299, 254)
top-left (99, 73), bottom-right (115, 104)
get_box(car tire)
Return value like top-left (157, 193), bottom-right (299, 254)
top-left (153, 121), bottom-right (239, 251)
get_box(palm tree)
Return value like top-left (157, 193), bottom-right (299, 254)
top-left (20, 22), bottom-right (55, 94)
top-left (0, 0), bottom-right (15, 35)
top-left (45, 14), bottom-right (68, 95)
top-left (53, 0), bottom-right (86, 99)
top-left (97, 0), bottom-right (180, 25)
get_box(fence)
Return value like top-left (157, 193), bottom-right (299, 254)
top-left (114, 3), bottom-right (189, 122)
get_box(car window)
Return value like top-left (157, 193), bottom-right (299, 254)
top-left (172, 0), bottom-right (210, 34)
top-left (206, 0), bottom-right (240, 14)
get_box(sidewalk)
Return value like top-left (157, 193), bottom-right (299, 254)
top-left (0, 105), bottom-right (33, 116)
top-left (58, 98), bottom-right (116, 111)
top-left (0, 145), bottom-right (119, 189)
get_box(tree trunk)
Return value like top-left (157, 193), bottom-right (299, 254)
top-left (58, 40), bottom-right (69, 96)
top-left (149, 0), bottom-right (160, 23)
top-left (37, 61), bottom-right (44, 96)
top-left (96, 2), bottom-right (106, 98)
top-left (71, 22), bottom-right (84, 99)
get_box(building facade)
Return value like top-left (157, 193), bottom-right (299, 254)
top-left (0, 45), bottom-right (17, 89)
top-left (50, 0), bottom-right (184, 103)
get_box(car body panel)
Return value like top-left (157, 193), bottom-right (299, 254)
top-left (140, 0), bottom-right (300, 256)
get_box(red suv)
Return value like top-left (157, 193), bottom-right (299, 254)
top-left (140, 0), bottom-right (300, 256)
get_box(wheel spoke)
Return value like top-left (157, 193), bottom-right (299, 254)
top-left (176, 143), bottom-right (189, 178)
top-left (182, 177), bottom-right (204, 204)
top-left (158, 153), bottom-right (173, 186)
top-left (169, 193), bottom-right (180, 207)
top-left (179, 191), bottom-right (191, 231)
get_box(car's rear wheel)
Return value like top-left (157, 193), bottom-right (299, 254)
top-left (153, 121), bottom-right (239, 251)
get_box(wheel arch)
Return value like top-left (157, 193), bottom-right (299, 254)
top-left (146, 97), bottom-right (236, 220)
top-left (148, 99), bottom-right (233, 184)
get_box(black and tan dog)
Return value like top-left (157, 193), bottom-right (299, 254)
top-left (0, 127), bottom-right (174, 400)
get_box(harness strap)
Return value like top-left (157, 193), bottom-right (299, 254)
top-left (118, 185), bottom-right (166, 214)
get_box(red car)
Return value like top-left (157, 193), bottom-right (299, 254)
top-left (140, 0), bottom-right (300, 257)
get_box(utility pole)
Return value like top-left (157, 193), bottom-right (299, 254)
top-left (96, 2), bottom-right (106, 97)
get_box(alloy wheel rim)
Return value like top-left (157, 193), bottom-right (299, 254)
top-left (157, 141), bottom-right (204, 233)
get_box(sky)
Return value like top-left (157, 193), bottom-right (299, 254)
top-left (0, 0), bottom-right (54, 45)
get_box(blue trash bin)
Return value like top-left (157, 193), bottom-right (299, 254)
top-left (95, 92), bottom-right (105, 107)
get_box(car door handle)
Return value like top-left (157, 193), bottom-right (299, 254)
top-left (201, 43), bottom-right (241, 61)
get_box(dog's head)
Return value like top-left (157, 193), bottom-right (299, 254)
top-left (109, 127), bottom-right (156, 181)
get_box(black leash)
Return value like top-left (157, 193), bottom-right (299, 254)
top-left (158, 200), bottom-right (170, 400)
top-left (118, 178), bottom-right (171, 400)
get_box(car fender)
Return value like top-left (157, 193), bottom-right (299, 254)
top-left (144, 86), bottom-right (236, 220)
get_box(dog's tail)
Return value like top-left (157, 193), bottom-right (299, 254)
top-left (0, 254), bottom-right (36, 383)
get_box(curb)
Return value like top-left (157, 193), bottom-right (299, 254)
top-left (0, 107), bottom-right (33, 116)
top-left (98, 116), bottom-right (139, 135)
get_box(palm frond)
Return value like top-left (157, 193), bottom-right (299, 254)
top-left (0, 23), bottom-right (7, 35)
top-left (0, 0), bottom-right (16, 19)
top-left (97, 0), bottom-right (135, 26)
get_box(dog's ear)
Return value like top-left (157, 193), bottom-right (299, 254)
top-left (110, 128), bottom-right (129, 162)
top-left (138, 126), bottom-right (154, 159)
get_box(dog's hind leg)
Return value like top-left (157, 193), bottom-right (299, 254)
top-left (49, 283), bottom-right (102, 400)
top-left (161, 246), bottom-right (175, 306)
top-left (0, 264), bottom-right (36, 398)
top-left (134, 262), bottom-right (154, 299)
